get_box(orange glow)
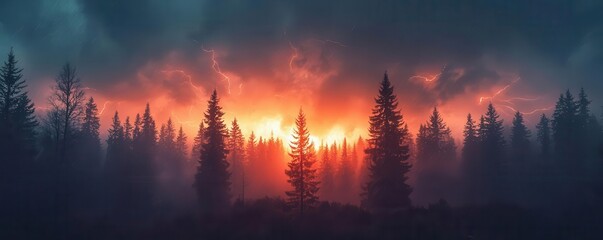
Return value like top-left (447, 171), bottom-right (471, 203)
top-left (27, 41), bottom-right (558, 152)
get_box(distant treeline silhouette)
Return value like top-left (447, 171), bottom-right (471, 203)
top-left (1, 49), bottom-right (603, 239)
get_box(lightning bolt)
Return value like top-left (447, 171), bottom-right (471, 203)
top-left (479, 78), bottom-right (520, 104)
top-left (160, 69), bottom-right (204, 99)
top-left (202, 47), bottom-right (232, 94)
top-left (409, 74), bottom-right (441, 82)
top-left (409, 64), bottom-right (447, 83)
top-left (478, 76), bottom-right (552, 116)
top-left (99, 101), bottom-right (111, 116)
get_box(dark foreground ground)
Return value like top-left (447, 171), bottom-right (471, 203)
top-left (4, 197), bottom-right (602, 240)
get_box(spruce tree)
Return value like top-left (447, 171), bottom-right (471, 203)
top-left (176, 126), bottom-right (188, 162)
top-left (415, 107), bottom-right (456, 204)
top-left (478, 103), bottom-right (506, 202)
top-left (192, 122), bottom-right (205, 162)
top-left (0, 48), bottom-right (37, 164)
top-left (511, 111), bottom-right (531, 163)
top-left (461, 113), bottom-right (480, 203)
top-left (319, 143), bottom-right (335, 201)
top-left (285, 108), bottom-right (319, 215)
top-left (105, 112), bottom-right (126, 212)
top-left (130, 103), bottom-right (157, 213)
top-left (79, 97), bottom-right (102, 171)
top-left (194, 90), bottom-right (231, 214)
top-left (552, 90), bottom-right (578, 161)
top-left (338, 138), bottom-right (355, 203)
top-left (362, 72), bottom-right (412, 211)
top-left (536, 114), bottom-right (551, 159)
top-left (228, 119), bottom-right (246, 201)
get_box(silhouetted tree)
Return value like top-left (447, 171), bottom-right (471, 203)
top-left (129, 103), bottom-right (157, 215)
top-left (192, 122), bottom-right (205, 163)
top-left (195, 90), bottom-right (231, 214)
top-left (0, 48), bottom-right (38, 232)
top-left (0, 48), bottom-right (37, 166)
top-left (104, 112), bottom-right (127, 214)
top-left (415, 107), bottom-right (456, 204)
top-left (49, 63), bottom-right (86, 161)
top-left (285, 108), bottom-right (319, 215)
top-left (478, 103), bottom-right (506, 202)
top-left (337, 138), bottom-right (355, 203)
top-left (228, 118), bottom-right (246, 201)
top-left (319, 143), bottom-right (336, 201)
top-left (536, 114), bottom-right (551, 159)
top-left (362, 72), bottom-right (412, 211)
top-left (511, 111), bottom-right (531, 163)
top-left (462, 113), bottom-right (481, 203)
top-left (77, 97), bottom-right (102, 169)
top-left (552, 90), bottom-right (578, 162)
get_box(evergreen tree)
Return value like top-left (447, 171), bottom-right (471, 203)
top-left (415, 107), bottom-right (456, 204)
top-left (478, 103), bottom-right (506, 202)
top-left (129, 103), bottom-right (157, 214)
top-left (192, 122), bottom-right (205, 162)
top-left (79, 97), bottom-right (102, 170)
top-left (194, 90), bottom-right (231, 214)
top-left (552, 90), bottom-right (578, 161)
top-left (176, 126), bottom-right (188, 161)
top-left (461, 113), bottom-right (480, 202)
top-left (536, 114), bottom-right (551, 159)
top-left (285, 108), bottom-right (319, 215)
top-left (320, 142), bottom-right (335, 201)
top-left (337, 138), bottom-right (355, 203)
top-left (362, 72), bottom-right (412, 211)
top-left (124, 116), bottom-right (132, 146)
top-left (462, 114), bottom-right (478, 161)
top-left (511, 111), bottom-right (531, 162)
top-left (0, 48), bottom-right (37, 164)
top-left (228, 119), bottom-right (246, 201)
top-left (105, 112), bottom-right (126, 212)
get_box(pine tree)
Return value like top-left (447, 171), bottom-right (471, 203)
top-left (536, 114), bottom-right (551, 159)
top-left (285, 108), bottom-right (319, 215)
top-left (319, 142), bottom-right (335, 201)
top-left (415, 107), bottom-right (456, 204)
top-left (79, 97), bottom-right (102, 171)
top-left (362, 72), bottom-right (412, 211)
top-left (337, 138), bottom-right (355, 203)
top-left (417, 107), bottom-right (456, 169)
top-left (511, 111), bottom-right (531, 162)
top-left (176, 126), bottom-right (188, 161)
top-left (462, 114), bottom-right (478, 161)
top-left (478, 103), bottom-right (506, 202)
top-left (106, 112), bottom-right (125, 167)
top-left (124, 116), bottom-right (132, 146)
top-left (0, 48), bottom-right (37, 164)
top-left (461, 113), bottom-right (480, 203)
top-left (195, 90), bottom-right (231, 214)
top-left (228, 119), bottom-right (246, 201)
top-left (105, 111), bottom-right (125, 212)
top-left (552, 90), bottom-right (578, 161)
top-left (130, 103), bottom-right (157, 213)
top-left (192, 122), bottom-right (205, 162)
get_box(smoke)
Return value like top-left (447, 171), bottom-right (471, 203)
top-left (1, 0), bottom-right (603, 140)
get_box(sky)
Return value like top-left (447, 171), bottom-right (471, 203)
top-left (1, 0), bottom-right (602, 145)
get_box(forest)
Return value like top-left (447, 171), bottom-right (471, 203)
top-left (1, 49), bottom-right (603, 239)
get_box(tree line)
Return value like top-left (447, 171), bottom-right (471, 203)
top-left (1, 49), bottom-right (603, 237)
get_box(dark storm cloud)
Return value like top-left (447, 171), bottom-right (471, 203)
top-left (1, 0), bottom-right (602, 109)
